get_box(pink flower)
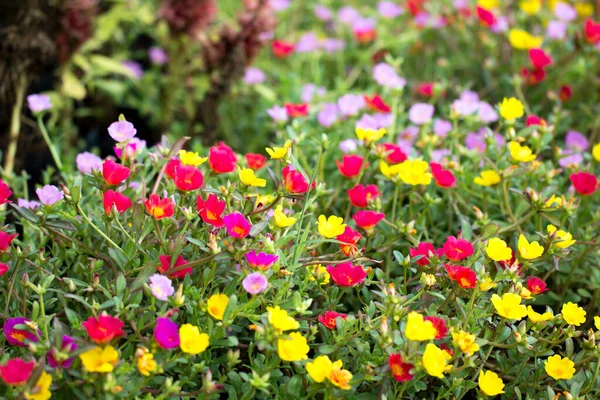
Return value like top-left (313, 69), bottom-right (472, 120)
top-left (409, 242), bottom-right (442, 266)
top-left (149, 274), bottom-right (175, 301)
top-left (326, 262), bottom-right (367, 287)
top-left (108, 120), bottom-right (137, 142)
top-left (242, 272), bottom-right (269, 294)
top-left (408, 103), bottom-right (434, 125)
top-left (76, 152), bottom-right (102, 174)
top-left (352, 210), bottom-right (385, 231)
top-left (27, 94), bottom-right (52, 113)
top-left (443, 236), bottom-right (474, 261)
top-left (223, 212), bottom-right (252, 239)
top-left (154, 318), bottom-right (180, 349)
top-left (245, 251), bottom-right (278, 270)
top-left (36, 185), bottom-right (63, 205)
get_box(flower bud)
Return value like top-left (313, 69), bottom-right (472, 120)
top-left (420, 272), bottom-right (436, 287)
top-left (380, 316), bottom-right (388, 337)
top-left (68, 279), bottom-right (76, 292)
top-left (174, 284), bottom-right (185, 306)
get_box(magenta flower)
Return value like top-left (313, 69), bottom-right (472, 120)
top-left (154, 318), bottom-right (180, 349)
top-left (149, 46), bottom-right (168, 65)
top-left (378, 1), bottom-right (404, 18)
top-left (242, 272), bottom-right (269, 295)
top-left (3, 317), bottom-right (39, 347)
top-left (314, 5), bottom-right (333, 21)
top-left (27, 94), bottom-right (52, 113)
top-left (244, 67), bottom-right (266, 85)
top-left (338, 94), bottom-right (366, 117)
top-left (48, 335), bottom-right (78, 368)
top-left (245, 251), bottom-right (279, 270)
top-left (373, 63), bottom-right (406, 89)
top-left (114, 138), bottom-right (146, 159)
top-left (267, 105), bottom-right (289, 123)
top-left (76, 151), bottom-right (103, 174)
top-left (17, 198), bottom-right (41, 210)
top-left (149, 274), bottom-right (175, 301)
top-left (409, 103), bottom-right (435, 125)
top-left (223, 212), bottom-right (252, 239)
top-left (108, 120), bottom-right (137, 142)
top-left (318, 103), bottom-right (340, 128)
top-left (36, 185), bottom-right (63, 206)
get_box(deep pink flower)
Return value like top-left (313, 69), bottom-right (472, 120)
top-left (347, 184), bottom-right (379, 208)
top-left (245, 251), bottom-right (278, 270)
top-left (336, 155), bottom-right (365, 178)
top-left (570, 172), bottom-right (598, 195)
top-left (0, 179), bottom-right (12, 205)
top-left (48, 335), bottom-right (77, 368)
top-left (154, 318), bottom-right (180, 349)
top-left (2, 317), bottom-right (39, 347)
top-left (282, 166), bottom-right (313, 194)
top-left (0, 231), bottom-right (17, 252)
top-left (223, 212), bottom-right (252, 239)
top-left (527, 277), bottom-right (547, 295)
top-left (443, 236), bottom-right (474, 261)
top-left (445, 265), bottom-right (477, 289)
top-left (82, 314), bottom-right (124, 344)
top-left (318, 310), bottom-right (348, 329)
top-left (0, 358), bottom-right (35, 385)
top-left (209, 142), bottom-right (237, 174)
top-left (423, 316), bottom-right (448, 339)
top-left (430, 162), bottom-right (456, 188)
top-left (173, 164), bottom-right (204, 191)
top-left (326, 262), bottom-right (367, 287)
top-left (409, 242), bottom-right (442, 266)
top-left (336, 226), bottom-right (362, 256)
top-left (197, 194), bottom-right (226, 227)
top-left (102, 159), bottom-right (130, 186)
top-left (352, 210), bottom-right (385, 231)
top-left (157, 255), bottom-right (192, 278)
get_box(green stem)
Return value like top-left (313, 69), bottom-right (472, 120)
top-left (4, 75), bottom-right (26, 178)
top-left (76, 203), bottom-right (126, 257)
top-left (37, 115), bottom-right (66, 181)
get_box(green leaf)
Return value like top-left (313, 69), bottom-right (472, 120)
top-left (62, 71), bottom-right (86, 100)
top-left (460, 217), bottom-right (473, 241)
top-left (89, 55), bottom-right (137, 78)
top-left (286, 375), bottom-right (303, 396)
top-left (115, 273), bottom-right (126, 296)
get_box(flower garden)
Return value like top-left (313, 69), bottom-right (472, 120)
top-left (1, 0), bottom-right (600, 399)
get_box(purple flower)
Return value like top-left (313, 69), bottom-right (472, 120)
top-left (148, 46), bottom-right (168, 65)
top-left (114, 137), bottom-right (146, 159)
top-left (452, 91), bottom-right (480, 116)
top-left (399, 126), bottom-right (419, 143)
top-left (267, 105), bottom-right (288, 123)
top-left (373, 63), bottom-right (406, 90)
top-left (477, 102), bottom-right (498, 123)
top-left (3, 317), bottom-right (39, 347)
top-left (108, 120), bottom-right (137, 142)
top-left (338, 6), bottom-right (360, 24)
top-left (321, 38), bottom-right (346, 53)
top-left (339, 139), bottom-right (360, 153)
top-left (433, 119), bottom-right (452, 137)
top-left (301, 84), bottom-right (325, 103)
top-left (338, 94), bottom-right (366, 117)
top-left (36, 185), bottom-right (64, 206)
top-left (314, 5), bottom-right (333, 21)
top-left (565, 130), bottom-right (588, 152)
top-left (242, 272), bottom-right (269, 295)
top-left (149, 274), bottom-right (175, 301)
top-left (122, 61), bottom-right (144, 79)
top-left (453, 0), bottom-right (469, 10)
top-left (491, 16), bottom-right (509, 34)
top-left (547, 21), bottom-right (567, 40)
top-left (465, 129), bottom-right (504, 152)
top-left (269, 0), bottom-right (290, 12)
top-left (17, 198), bottom-right (41, 210)
top-left (296, 32), bottom-right (320, 53)
top-left (373, 113), bottom-right (394, 128)
top-left (558, 152), bottom-right (584, 167)
top-left (554, 2), bottom-right (576, 22)
top-left (431, 149), bottom-right (452, 163)
top-left (378, 1), bottom-right (404, 18)
top-left (317, 103), bottom-right (339, 128)
top-left (27, 94), bottom-right (52, 113)
top-left (243, 67), bottom-right (266, 85)
top-left (409, 103), bottom-right (434, 125)
top-left (48, 335), bottom-right (78, 368)
top-left (76, 151), bottom-right (102, 174)
top-left (154, 318), bottom-right (180, 349)
top-left (356, 114), bottom-right (379, 131)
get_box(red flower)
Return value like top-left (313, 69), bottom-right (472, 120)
top-left (0, 231), bottom-right (17, 252)
top-left (476, 6), bottom-right (496, 27)
top-left (423, 316), bottom-right (448, 339)
top-left (409, 242), bottom-right (442, 266)
top-left (526, 115), bottom-right (546, 127)
top-left (197, 194), bottom-right (226, 227)
top-left (584, 19), bottom-right (600, 44)
top-left (445, 265), bottom-right (477, 289)
top-left (570, 172), bottom-right (598, 195)
top-left (430, 162), bottom-right (456, 188)
top-left (173, 164), bottom-right (204, 191)
top-left (388, 353), bottom-right (414, 382)
top-left (559, 85), bottom-right (572, 102)
top-left (0, 179), bottom-right (12, 205)
top-left (282, 166), bottom-right (312, 194)
top-left (145, 194), bottom-right (175, 219)
top-left (364, 94), bottom-right (391, 113)
top-left (379, 143), bottom-right (407, 164)
top-left (443, 236), bottom-right (474, 261)
top-left (529, 48), bottom-right (552, 69)
top-left (284, 103), bottom-right (309, 117)
top-left (103, 190), bottom-right (132, 215)
top-left (335, 155), bottom-right (365, 178)
top-left (245, 153), bottom-right (267, 170)
top-left (353, 210), bottom-right (385, 231)
top-left (0, 263), bottom-right (8, 276)
top-left (272, 40), bottom-right (295, 58)
top-left (526, 277), bottom-right (547, 295)
top-left (318, 311), bottom-right (348, 329)
top-left (82, 314), bottom-right (124, 344)
top-left (165, 157), bottom-right (181, 179)
top-left (499, 254), bottom-right (523, 275)
top-left (406, 0), bottom-right (425, 16)
top-left (102, 159), bottom-right (130, 186)
top-left (158, 254), bottom-right (192, 278)
top-left (0, 358), bottom-right (35, 386)
top-left (223, 212), bottom-right (252, 239)
top-left (209, 142), bottom-right (237, 174)
top-left (441, 343), bottom-right (455, 357)
top-left (336, 226), bottom-right (362, 256)
top-left (416, 82), bottom-right (434, 97)
top-left (347, 184), bottom-right (379, 208)
top-left (354, 28), bottom-right (376, 44)
top-left (326, 262), bottom-right (367, 287)
top-left (521, 67), bottom-right (546, 85)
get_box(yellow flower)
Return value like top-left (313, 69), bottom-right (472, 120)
top-left (527, 306), bottom-right (553, 323)
top-left (474, 170), bottom-right (501, 186)
top-left (519, 287), bottom-right (532, 300)
top-left (499, 97), bottom-right (524, 120)
top-left (478, 370), bottom-right (505, 397)
top-left (575, 3), bottom-right (593, 17)
top-left (405, 312), bottom-right (436, 341)
top-left (452, 330), bottom-right (480, 355)
top-left (595, 316), bottom-right (600, 330)
top-left (238, 167), bottom-right (266, 187)
top-left (561, 302), bottom-right (586, 326)
top-left (547, 225), bottom-right (575, 248)
top-left (544, 194), bottom-right (563, 209)
top-left (478, 0), bottom-right (498, 8)
top-left (179, 324), bottom-right (209, 354)
top-left (278, 332), bottom-right (309, 361)
top-left (422, 343), bottom-right (452, 379)
top-left (308, 264), bottom-right (330, 285)
top-left (519, 0), bottom-right (541, 15)
top-left (268, 306), bottom-right (300, 332)
top-left (80, 346), bottom-right (119, 373)
top-left (593, 143), bottom-right (600, 162)
top-left (356, 127), bottom-right (386, 144)
top-left (316, 215), bottom-right (346, 238)
top-left (207, 293), bottom-right (229, 320)
top-left (24, 371), bottom-right (52, 400)
top-left (254, 194), bottom-right (276, 207)
top-left (509, 141), bottom-right (536, 163)
top-left (329, 361), bottom-right (353, 390)
top-left (485, 238), bottom-right (513, 261)
top-left (266, 141), bottom-right (291, 159)
top-left (545, 355), bottom-right (575, 380)
top-left (137, 348), bottom-right (157, 376)
top-left (491, 293), bottom-right (527, 320)
top-left (307, 355), bottom-right (333, 383)
top-left (479, 277), bottom-right (497, 292)
top-left (179, 150), bottom-right (207, 166)
top-left (508, 29), bottom-right (543, 50)
top-left (422, 273), bottom-right (436, 287)
top-left (518, 234), bottom-right (544, 260)
top-left (396, 159), bottom-right (432, 186)
top-left (380, 161), bottom-right (401, 180)
top-left (273, 204), bottom-right (296, 228)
